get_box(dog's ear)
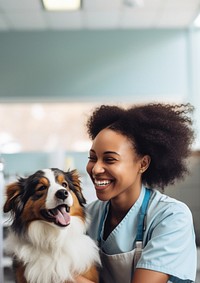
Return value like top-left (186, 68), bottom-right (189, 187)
top-left (3, 182), bottom-right (23, 213)
top-left (66, 170), bottom-right (86, 205)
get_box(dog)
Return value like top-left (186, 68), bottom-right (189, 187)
top-left (3, 168), bottom-right (100, 283)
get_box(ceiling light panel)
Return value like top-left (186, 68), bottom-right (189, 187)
top-left (42, 0), bottom-right (81, 11)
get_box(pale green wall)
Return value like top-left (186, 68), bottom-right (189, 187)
top-left (0, 29), bottom-right (189, 103)
top-left (1, 151), bottom-right (88, 176)
top-left (0, 28), bottom-right (200, 156)
top-left (1, 29), bottom-right (200, 146)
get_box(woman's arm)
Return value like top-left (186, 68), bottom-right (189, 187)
top-left (132, 268), bottom-right (169, 283)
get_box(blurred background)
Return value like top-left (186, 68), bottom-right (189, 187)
top-left (0, 0), bottom-right (200, 282)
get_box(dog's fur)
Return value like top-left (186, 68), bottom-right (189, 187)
top-left (3, 168), bottom-right (100, 283)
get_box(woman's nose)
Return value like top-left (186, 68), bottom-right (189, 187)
top-left (92, 161), bottom-right (105, 175)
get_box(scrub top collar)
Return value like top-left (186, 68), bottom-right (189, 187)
top-left (98, 185), bottom-right (147, 254)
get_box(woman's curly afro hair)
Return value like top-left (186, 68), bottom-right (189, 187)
top-left (86, 103), bottom-right (195, 189)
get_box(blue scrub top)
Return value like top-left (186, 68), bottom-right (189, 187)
top-left (86, 186), bottom-right (197, 282)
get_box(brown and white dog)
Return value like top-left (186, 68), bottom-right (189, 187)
top-left (3, 168), bottom-right (100, 283)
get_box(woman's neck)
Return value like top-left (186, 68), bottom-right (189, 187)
top-left (103, 185), bottom-right (142, 240)
top-left (110, 184), bottom-right (141, 215)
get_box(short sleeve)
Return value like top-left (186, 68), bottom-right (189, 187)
top-left (137, 202), bottom-right (197, 282)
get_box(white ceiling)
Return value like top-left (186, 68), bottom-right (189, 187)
top-left (0, 0), bottom-right (200, 31)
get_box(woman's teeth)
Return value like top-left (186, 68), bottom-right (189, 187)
top-left (94, 180), bottom-right (111, 186)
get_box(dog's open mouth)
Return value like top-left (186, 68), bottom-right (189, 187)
top-left (41, 205), bottom-right (71, 227)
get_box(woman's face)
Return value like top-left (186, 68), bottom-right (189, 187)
top-left (86, 128), bottom-right (147, 202)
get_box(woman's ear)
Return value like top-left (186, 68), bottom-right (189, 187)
top-left (139, 155), bottom-right (151, 173)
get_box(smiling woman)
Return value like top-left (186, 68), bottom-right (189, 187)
top-left (85, 103), bottom-right (197, 283)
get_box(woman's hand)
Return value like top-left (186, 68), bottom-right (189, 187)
top-left (132, 268), bottom-right (169, 283)
top-left (75, 275), bottom-right (95, 283)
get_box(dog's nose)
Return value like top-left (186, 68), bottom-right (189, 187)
top-left (55, 189), bottom-right (68, 200)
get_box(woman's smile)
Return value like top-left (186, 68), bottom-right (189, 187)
top-left (93, 178), bottom-right (113, 190)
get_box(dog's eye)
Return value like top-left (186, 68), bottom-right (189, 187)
top-left (62, 182), bottom-right (68, 188)
top-left (38, 185), bottom-right (47, 191)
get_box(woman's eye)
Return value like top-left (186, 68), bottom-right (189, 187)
top-left (105, 158), bottom-right (116, 163)
top-left (88, 156), bottom-right (96, 162)
top-left (38, 185), bottom-right (47, 191)
top-left (62, 182), bottom-right (68, 188)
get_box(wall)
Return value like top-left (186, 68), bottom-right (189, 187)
top-left (0, 30), bottom-right (189, 103)
top-left (2, 151), bottom-right (88, 175)
top-left (1, 29), bottom-right (199, 147)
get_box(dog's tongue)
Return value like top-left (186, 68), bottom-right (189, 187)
top-left (55, 206), bottom-right (70, 226)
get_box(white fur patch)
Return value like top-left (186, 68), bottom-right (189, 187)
top-left (5, 217), bottom-right (100, 283)
top-left (43, 169), bottom-right (73, 209)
